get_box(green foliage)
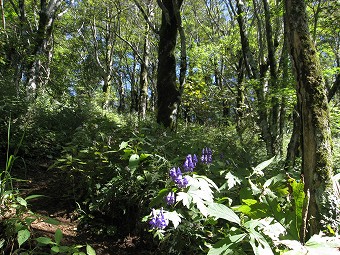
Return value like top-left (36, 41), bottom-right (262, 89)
top-left (144, 147), bottom-right (339, 255)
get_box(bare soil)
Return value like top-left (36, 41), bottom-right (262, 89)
top-left (11, 160), bottom-right (155, 255)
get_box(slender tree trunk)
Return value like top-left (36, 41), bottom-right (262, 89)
top-left (263, 0), bottom-right (282, 155)
top-left (236, 0), bottom-right (273, 155)
top-left (130, 54), bottom-right (139, 113)
top-left (139, 0), bottom-right (153, 119)
top-left (117, 72), bottom-right (125, 113)
top-left (156, 0), bottom-right (183, 129)
top-left (236, 55), bottom-right (245, 138)
top-left (285, 0), bottom-right (340, 236)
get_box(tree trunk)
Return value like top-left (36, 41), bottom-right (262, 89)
top-left (156, 0), bottom-right (183, 129)
top-left (285, 0), bottom-right (340, 236)
top-left (236, 0), bottom-right (273, 155)
top-left (236, 55), bottom-right (245, 138)
top-left (139, 0), bottom-right (153, 119)
top-left (263, 0), bottom-right (281, 155)
top-left (26, 0), bottom-right (62, 99)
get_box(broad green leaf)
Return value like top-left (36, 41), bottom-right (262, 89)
top-left (248, 179), bottom-right (261, 195)
top-left (17, 229), bottom-right (30, 247)
top-left (248, 230), bottom-right (274, 255)
top-left (208, 234), bottom-right (246, 255)
top-left (36, 236), bottom-right (54, 245)
top-left (86, 244), bottom-right (96, 255)
top-left (129, 154), bottom-right (139, 172)
top-left (176, 192), bottom-right (192, 208)
top-left (252, 157), bottom-right (275, 176)
top-left (43, 217), bottom-right (61, 225)
top-left (263, 173), bottom-right (285, 189)
top-left (164, 211), bottom-right (182, 229)
top-left (194, 174), bottom-right (219, 191)
top-left (16, 197), bottom-right (27, 207)
top-left (119, 141), bottom-right (129, 150)
top-left (207, 238), bottom-right (233, 255)
top-left (225, 171), bottom-right (241, 190)
top-left (25, 217), bottom-right (37, 226)
top-left (207, 203), bottom-right (240, 225)
top-left (51, 246), bottom-right (60, 253)
top-left (305, 234), bottom-right (340, 248)
top-left (55, 228), bottom-right (63, 245)
top-left (139, 153), bottom-right (152, 160)
top-left (289, 178), bottom-right (305, 224)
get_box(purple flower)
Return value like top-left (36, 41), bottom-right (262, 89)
top-left (165, 191), bottom-right (176, 205)
top-left (193, 154), bottom-right (198, 164)
top-left (201, 147), bottom-right (213, 164)
top-left (174, 175), bottom-right (189, 188)
top-left (169, 167), bottom-right (189, 188)
top-left (183, 154), bottom-right (198, 172)
top-left (169, 167), bottom-right (182, 180)
top-left (149, 208), bottom-right (168, 230)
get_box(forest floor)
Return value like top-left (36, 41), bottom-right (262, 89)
top-left (13, 159), bottom-right (154, 255)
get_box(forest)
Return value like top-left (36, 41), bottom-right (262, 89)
top-left (0, 0), bottom-right (340, 254)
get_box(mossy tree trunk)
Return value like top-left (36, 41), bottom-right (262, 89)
top-left (285, 0), bottom-right (340, 237)
top-left (156, 0), bottom-right (183, 129)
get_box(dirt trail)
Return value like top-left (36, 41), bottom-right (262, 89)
top-left (13, 160), bottom-right (154, 255)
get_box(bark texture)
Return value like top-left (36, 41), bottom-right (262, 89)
top-left (156, 0), bottom-right (183, 129)
top-left (285, 0), bottom-right (340, 236)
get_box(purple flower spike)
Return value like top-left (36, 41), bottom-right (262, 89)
top-left (183, 154), bottom-right (196, 172)
top-left (201, 147), bottom-right (213, 164)
top-left (169, 167), bottom-right (177, 179)
top-left (175, 175), bottom-right (189, 188)
top-left (165, 191), bottom-right (176, 205)
top-left (169, 167), bottom-right (189, 188)
top-left (193, 154), bottom-right (198, 164)
top-left (149, 208), bottom-right (168, 230)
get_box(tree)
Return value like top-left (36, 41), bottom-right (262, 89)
top-left (285, 0), bottom-right (340, 238)
top-left (25, 0), bottom-right (63, 98)
top-left (156, 0), bottom-right (184, 129)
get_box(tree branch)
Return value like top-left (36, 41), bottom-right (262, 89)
top-left (132, 0), bottom-right (159, 34)
top-left (157, 0), bottom-right (170, 25)
top-left (328, 73), bottom-right (340, 102)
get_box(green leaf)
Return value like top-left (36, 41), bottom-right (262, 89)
top-left (236, 199), bottom-right (269, 219)
top-left (225, 171), bottom-right (242, 190)
top-left (36, 236), bottom-right (54, 245)
top-left (252, 157), bottom-right (275, 176)
top-left (119, 141), bottom-right (129, 150)
top-left (25, 217), bottom-right (37, 226)
top-left (0, 238), bottom-right (5, 249)
top-left (43, 217), bottom-right (61, 225)
top-left (207, 203), bottom-right (240, 225)
top-left (139, 153), bottom-right (152, 160)
top-left (86, 244), bottom-right (96, 255)
top-left (149, 188), bottom-right (170, 208)
top-left (51, 246), bottom-right (60, 253)
top-left (177, 192), bottom-right (192, 208)
top-left (208, 234), bottom-right (246, 255)
top-left (16, 197), bottom-right (27, 207)
top-left (24, 194), bottom-right (45, 200)
top-left (207, 238), bottom-right (232, 255)
top-left (164, 211), bottom-right (182, 229)
top-left (129, 154), bottom-right (139, 172)
top-left (248, 229), bottom-right (274, 255)
top-left (289, 178), bottom-right (305, 226)
top-left (17, 229), bottom-right (30, 247)
top-left (55, 228), bottom-right (63, 245)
